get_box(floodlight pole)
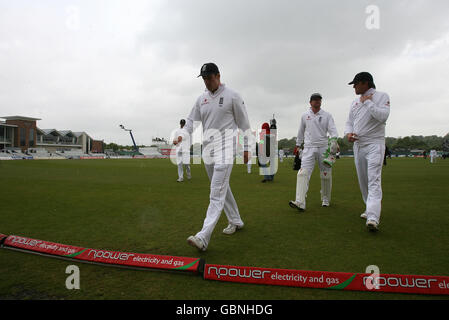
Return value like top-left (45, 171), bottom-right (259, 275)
top-left (119, 125), bottom-right (139, 152)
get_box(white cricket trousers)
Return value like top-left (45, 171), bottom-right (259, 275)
top-left (296, 146), bottom-right (332, 204)
top-left (300, 146), bottom-right (330, 172)
top-left (177, 163), bottom-right (191, 179)
top-left (195, 163), bottom-right (244, 248)
top-left (177, 150), bottom-right (191, 179)
top-left (353, 143), bottom-right (385, 224)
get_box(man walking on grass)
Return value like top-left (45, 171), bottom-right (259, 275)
top-left (174, 63), bottom-right (252, 251)
top-left (344, 72), bottom-right (391, 232)
top-left (289, 93), bottom-right (338, 212)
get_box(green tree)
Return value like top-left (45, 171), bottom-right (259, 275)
top-left (105, 142), bottom-right (120, 152)
top-left (337, 137), bottom-right (351, 152)
top-left (278, 137), bottom-right (297, 150)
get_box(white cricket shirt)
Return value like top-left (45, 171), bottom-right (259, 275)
top-left (174, 128), bottom-right (191, 153)
top-left (296, 108), bottom-right (338, 148)
top-left (344, 88), bottom-right (390, 146)
top-left (181, 84), bottom-right (251, 158)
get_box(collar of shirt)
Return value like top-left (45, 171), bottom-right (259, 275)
top-left (309, 107), bottom-right (323, 116)
top-left (364, 88), bottom-right (376, 97)
top-left (206, 83), bottom-right (226, 97)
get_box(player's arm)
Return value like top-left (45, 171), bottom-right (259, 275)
top-left (364, 92), bottom-right (390, 123)
top-left (175, 100), bottom-right (202, 145)
top-left (173, 130), bottom-right (182, 145)
top-left (344, 102), bottom-right (357, 142)
top-left (232, 93), bottom-right (252, 163)
top-left (327, 114), bottom-right (339, 139)
top-left (232, 92), bottom-right (251, 132)
top-left (294, 116), bottom-right (305, 155)
top-left (327, 115), bottom-right (339, 153)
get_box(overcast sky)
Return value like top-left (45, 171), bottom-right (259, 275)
top-left (1, 0), bottom-right (448, 145)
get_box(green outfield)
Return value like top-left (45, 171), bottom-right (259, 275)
top-left (0, 157), bottom-right (448, 300)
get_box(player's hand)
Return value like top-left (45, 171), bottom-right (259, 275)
top-left (330, 139), bottom-right (339, 154)
top-left (347, 133), bottom-right (358, 142)
top-left (360, 94), bottom-right (373, 103)
top-left (173, 136), bottom-right (183, 145)
top-left (244, 151), bottom-right (250, 164)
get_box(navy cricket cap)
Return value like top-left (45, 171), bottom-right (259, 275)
top-left (180, 119), bottom-right (186, 125)
top-left (310, 93), bottom-right (323, 101)
top-left (198, 63), bottom-right (220, 77)
top-left (348, 72), bottom-right (374, 85)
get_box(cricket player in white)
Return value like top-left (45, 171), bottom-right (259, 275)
top-left (173, 119), bottom-right (191, 182)
top-left (345, 72), bottom-right (390, 232)
top-left (289, 93), bottom-right (338, 211)
top-left (174, 63), bottom-right (251, 251)
top-left (279, 149), bottom-right (284, 163)
top-left (247, 156), bottom-right (252, 173)
top-left (430, 149), bottom-right (437, 163)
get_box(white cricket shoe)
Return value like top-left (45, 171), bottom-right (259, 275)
top-left (366, 220), bottom-right (379, 232)
top-left (187, 173), bottom-right (191, 180)
top-left (289, 200), bottom-right (305, 212)
top-left (222, 224), bottom-right (243, 235)
top-left (322, 200), bottom-right (330, 207)
top-left (187, 236), bottom-right (206, 251)
top-left (360, 212), bottom-right (367, 219)
top-left (177, 178), bottom-right (184, 182)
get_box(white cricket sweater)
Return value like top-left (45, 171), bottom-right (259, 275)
top-left (296, 108), bottom-right (338, 148)
top-left (344, 88), bottom-right (390, 146)
top-left (181, 84), bottom-right (251, 155)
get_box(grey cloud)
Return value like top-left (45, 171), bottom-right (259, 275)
top-left (1, 1), bottom-right (448, 144)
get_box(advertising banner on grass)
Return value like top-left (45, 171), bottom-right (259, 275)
top-left (80, 156), bottom-right (105, 160)
top-left (4, 235), bottom-right (203, 273)
top-left (204, 264), bottom-right (449, 295)
top-left (0, 233), bottom-right (7, 244)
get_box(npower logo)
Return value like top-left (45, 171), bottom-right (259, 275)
top-left (363, 275), bottom-right (438, 290)
top-left (9, 236), bottom-right (42, 247)
top-left (87, 249), bottom-right (134, 261)
top-left (207, 266), bottom-right (271, 280)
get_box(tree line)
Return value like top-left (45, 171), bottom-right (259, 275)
top-left (279, 133), bottom-right (449, 154)
top-left (104, 142), bottom-right (148, 152)
top-left (105, 133), bottom-right (449, 154)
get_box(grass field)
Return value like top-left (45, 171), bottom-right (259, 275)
top-left (0, 157), bottom-right (448, 300)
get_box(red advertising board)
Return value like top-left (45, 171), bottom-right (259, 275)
top-left (4, 233), bottom-right (449, 296)
top-left (204, 264), bottom-right (449, 295)
top-left (80, 156), bottom-right (105, 160)
top-left (0, 233), bottom-right (7, 244)
top-left (3, 235), bottom-right (203, 273)
top-left (160, 148), bottom-right (175, 156)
